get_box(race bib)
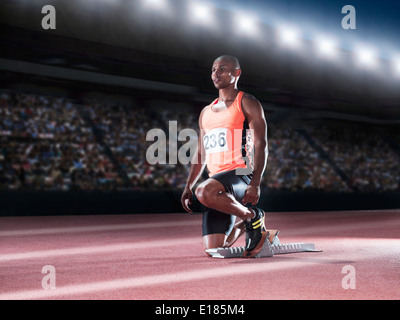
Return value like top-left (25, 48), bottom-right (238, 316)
top-left (203, 128), bottom-right (229, 154)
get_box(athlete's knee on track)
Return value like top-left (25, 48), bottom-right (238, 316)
top-left (203, 235), bottom-right (225, 256)
top-left (203, 240), bottom-right (212, 256)
top-left (203, 242), bottom-right (218, 257)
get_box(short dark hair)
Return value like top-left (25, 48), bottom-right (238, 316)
top-left (214, 55), bottom-right (241, 70)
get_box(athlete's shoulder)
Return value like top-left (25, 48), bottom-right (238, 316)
top-left (242, 92), bottom-right (259, 103)
top-left (241, 92), bottom-right (262, 110)
top-left (198, 103), bottom-right (212, 129)
top-left (200, 102), bottom-right (212, 114)
top-left (240, 92), bottom-right (264, 120)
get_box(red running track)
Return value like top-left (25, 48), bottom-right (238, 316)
top-left (0, 210), bottom-right (399, 300)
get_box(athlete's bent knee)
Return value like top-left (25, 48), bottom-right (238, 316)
top-left (195, 184), bottom-right (215, 207)
top-left (203, 234), bottom-right (225, 256)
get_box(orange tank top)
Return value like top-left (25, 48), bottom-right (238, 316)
top-left (201, 91), bottom-right (253, 176)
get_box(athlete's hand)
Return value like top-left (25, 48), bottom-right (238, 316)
top-left (242, 184), bottom-right (260, 205)
top-left (181, 187), bottom-right (193, 213)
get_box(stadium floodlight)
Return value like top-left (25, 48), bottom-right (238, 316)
top-left (278, 26), bottom-right (301, 48)
top-left (393, 55), bottom-right (400, 76)
top-left (235, 13), bottom-right (259, 37)
top-left (142, 0), bottom-right (168, 11)
top-left (189, 1), bottom-right (215, 26)
top-left (354, 46), bottom-right (378, 68)
top-left (315, 37), bottom-right (338, 59)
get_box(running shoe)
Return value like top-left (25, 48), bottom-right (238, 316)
top-left (225, 213), bottom-right (279, 248)
top-left (243, 207), bottom-right (268, 258)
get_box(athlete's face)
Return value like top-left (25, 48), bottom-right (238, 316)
top-left (211, 59), bottom-right (240, 89)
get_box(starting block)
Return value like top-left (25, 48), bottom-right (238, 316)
top-left (206, 234), bottom-right (322, 259)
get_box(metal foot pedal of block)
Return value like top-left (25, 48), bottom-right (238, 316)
top-left (206, 236), bottom-right (322, 259)
top-left (272, 242), bottom-right (322, 255)
top-left (206, 246), bottom-right (246, 259)
top-left (206, 236), bottom-right (273, 259)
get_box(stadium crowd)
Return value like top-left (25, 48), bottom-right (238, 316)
top-left (1, 91), bottom-right (399, 193)
top-left (0, 92), bottom-right (120, 191)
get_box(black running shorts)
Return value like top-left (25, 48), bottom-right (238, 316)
top-left (202, 169), bottom-right (253, 236)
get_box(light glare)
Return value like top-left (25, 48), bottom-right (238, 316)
top-left (278, 27), bottom-right (301, 48)
top-left (190, 2), bottom-right (214, 25)
top-left (355, 47), bottom-right (378, 68)
top-left (142, 0), bottom-right (169, 12)
top-left (393, 56), bottom-right (400, 75)
top-left (315, 37), bottom-right (337, 58)
top-left (235, 13), bottom-right (258, 36)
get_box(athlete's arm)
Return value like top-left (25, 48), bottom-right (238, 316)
top-left (181, 108), bottom-right (207, 213)
top-left (241, 94), bottom-right (268, 205)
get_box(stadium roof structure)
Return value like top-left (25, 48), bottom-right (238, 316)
top-left (0, 0), bottom-right (399, 123)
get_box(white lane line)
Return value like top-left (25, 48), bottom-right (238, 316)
top-left (0, 220), bottom-right (199, 237)
top-left (0, 259), bottom-right (319, 300)
top-left (0, 237), bottom-right (200, 262)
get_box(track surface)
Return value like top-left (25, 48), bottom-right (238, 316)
top-left (1, 210), bottom-right (399, 300)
